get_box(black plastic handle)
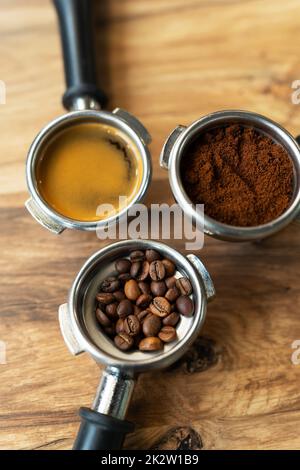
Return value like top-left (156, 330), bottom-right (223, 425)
top-left (53, 0), bottom-right (107, 110)
top-left (73, 407), bottom-right (134, 450)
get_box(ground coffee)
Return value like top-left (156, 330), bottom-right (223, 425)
top-left (181, 124), bottom-right (294, 226)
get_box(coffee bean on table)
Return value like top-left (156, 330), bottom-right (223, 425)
top-left (162, 259), bottom-right (176, 277)
top-left (116, 318), bottom-right (124, 334)
top-left (142, 314), bottom-right (161, 337)
top-left (136, 294), bottom-right (152, 308)
top-left (139, 337), bottom-right (163, 351)
top-left (176, 295), bottom-right (194, 317)
top-left (124, 279), bottom-right (141, 301)
top-left (114, 332), bottom-right (134, 351)
top-left (150, 297), bottom-right (171, 317)
top-left (163, 312), bottom-right (180, 327)
top-left (115, 258), bottom-right (131, 274)
top-left (96, 308), bottom-right (111, 327)
top-left (113, 290), bottom-right (126, 302)
top-left (158, 325), bottom-right (177, 343)
top-left (138, 281), bottom-right (151, 295)
top-left (117, 299), bottom-right (133, 318)
top-left (106, 302), bottom-right (118, 319)
top-left (123, 315), bottom-right (141, 337)
top-left (176, 277), bottom-right (192, 296)
top-left (165, 276), bottom-right (177, 289)
top-left (151, 280), bottom-right (167, 297)
top-left (145, 249), bottom-right (161, 262)
top-left (96, 292), bottom-right (115, 304)
top-left (130, 250), bottom-right (145, 262)
top-left (149, 260), bottom-right (165, 281)
top-left (165, 286), bottom-right (180, 303)
top-left (100, 277), bottom-right (120, 293)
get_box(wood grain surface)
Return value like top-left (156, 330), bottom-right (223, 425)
top-left (0, 0), bottom-right (300, 450)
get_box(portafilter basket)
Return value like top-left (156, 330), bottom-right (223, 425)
top-left (160, 110), bottom-right (300, 242)
top-left (59, 240), bottom-right (215, 450)
top-left (25, 0), bottom-right (151, 234)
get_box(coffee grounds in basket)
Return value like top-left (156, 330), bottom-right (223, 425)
top-left (180, 124), bottom-right (294, 226)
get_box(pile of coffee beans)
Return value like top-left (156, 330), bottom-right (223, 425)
top-left (95, 249), bottom-right (195, 352)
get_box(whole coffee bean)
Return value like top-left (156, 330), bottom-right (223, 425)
top-left (165, 286), bottom-right (180, 303)
top-left (149, 260), bottom-right (165, 281)
top-left (104, 325), bottom-right (116, 337)
top-left (130, 261), bottom-right (141, 278)
top-left (118, 273), bottom-right (132, 284)
top-left (115, 258), bottom-right (131, 274)
top-left (176, 277), bottom-right (192, 296)
top-left (162, 259), bottom-right (176, 277)
top-left (151, 280), bottom-right (167, 297)
top-left (124, 279), bottom-right (141, 301)
top-left (136, 294), bottom-right (152, 308)
top-left (136, 261), bottom-right (150, 281)
top-left (139, 337), bottom-right (163, 351)
top-left (96, 308), bottom-right (111, 327)
top-left (113, 290), bottom-right (126, 302)
top-left (130, 250), bottom-right (145, 262)
top-left (135, 309), bottom-right (151, 323)
top-left (145, 249), bottom-right (161, 262)
top-left (138, 281), bottom-right (151, 295)
top-left (165, 276), bottom-right (177, 289)
top-left (106, 302), bottom-right (118, 319)
top-left (150, 297), bottom-right (171, 317)
top-left (163, 312), bottom-right (180, 327)
top-left (123, 315), bottom-right (141, 337)
top-left (158, 326), bottom-right (177, 343)
top-left (116, 318), bottom-right (124, 334)
top-left (176, 295), bottom-right (194, 317)
top-left (114, 332), bottom-right (134, 351)
top-left (117, 299), bottom-right (133, 318)
top-left (96, 293), bottom-right (115, 304)
top-left (100, 277), bottom-right (120, 293)
top-left (142, 314), bottom-right (162, 337)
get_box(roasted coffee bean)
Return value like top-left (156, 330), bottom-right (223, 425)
top-left (124, 279), bottom-right (141, 301)
top-left (130, 261), bottom-right (141, 278)
top-left (176, 295), bottom-right (194, 317)
top-left (123, 315), bottom-right (141, 337)
top-left (113, 290), bottom-right (126, 302)
top-left (138, 281), bottom-right (151, 295)
top-left (100, 277), bottom-right (120, 293)
top-left (136, 261), bottom-right (150, 281)
top-left (135, 309), bottom-right (151, 323)
top-left (142, 314), bottom-right (162, 337)
top-left (117, 299), bottom-right (133, 318)
top-left (145, 249), bottom-right (161, 262)
top-left (106, 302), bottom-right (118, 319)
top-left (96, 308), bottom-right (111, 327)
top-left (151, 280), bottom-right (167, 297)
top-left (115, 258), bottom-right (131, 274)
top-left (116, 318), bottom-right (125, 334)
top-left (136, 293), bottom-right (152, 308)
top-left (149, 260), bottom-right (165, 281)
top-left (133, 304), bottom-right (142, 316)
top-left (150, 297), bottom-right (171, 318)
top-left (176, 277), bottom-right (192, 296)
top-left (162, 259), bottom-right (176, 277)
top-left (130, 250), bottom-right (145, 262)
top-left (165, 286), bottom-right (180, 303)
top-left (96, 292), bottom-right (115, 304)
top-left (104, 325), bottom-right (116, 336)
top-left (163, 312), bottom-right (180, 327)
top-left (165, 276), bottom-right (177, 289)
top-left (158, 325), bottom-right (177, 343)
top-left (118, 273), bottom-right (132, 284)
top-left (114, 332), bottom-right (134, 351)
top-left (139, 336), bottom-right (163, 351)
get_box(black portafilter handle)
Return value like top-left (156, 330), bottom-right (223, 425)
top-left (53, 0), bottom-right (107, 110)
top-left (73, 407), bottom-right (134, 450)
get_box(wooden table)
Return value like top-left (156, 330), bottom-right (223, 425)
top-left (1, 0), bottom-right (300, 450)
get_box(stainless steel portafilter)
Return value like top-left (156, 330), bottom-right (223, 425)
top-left (25, 0), bottom-right (151, 234)
top-left (59, 240), bottom-right (215, 450)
